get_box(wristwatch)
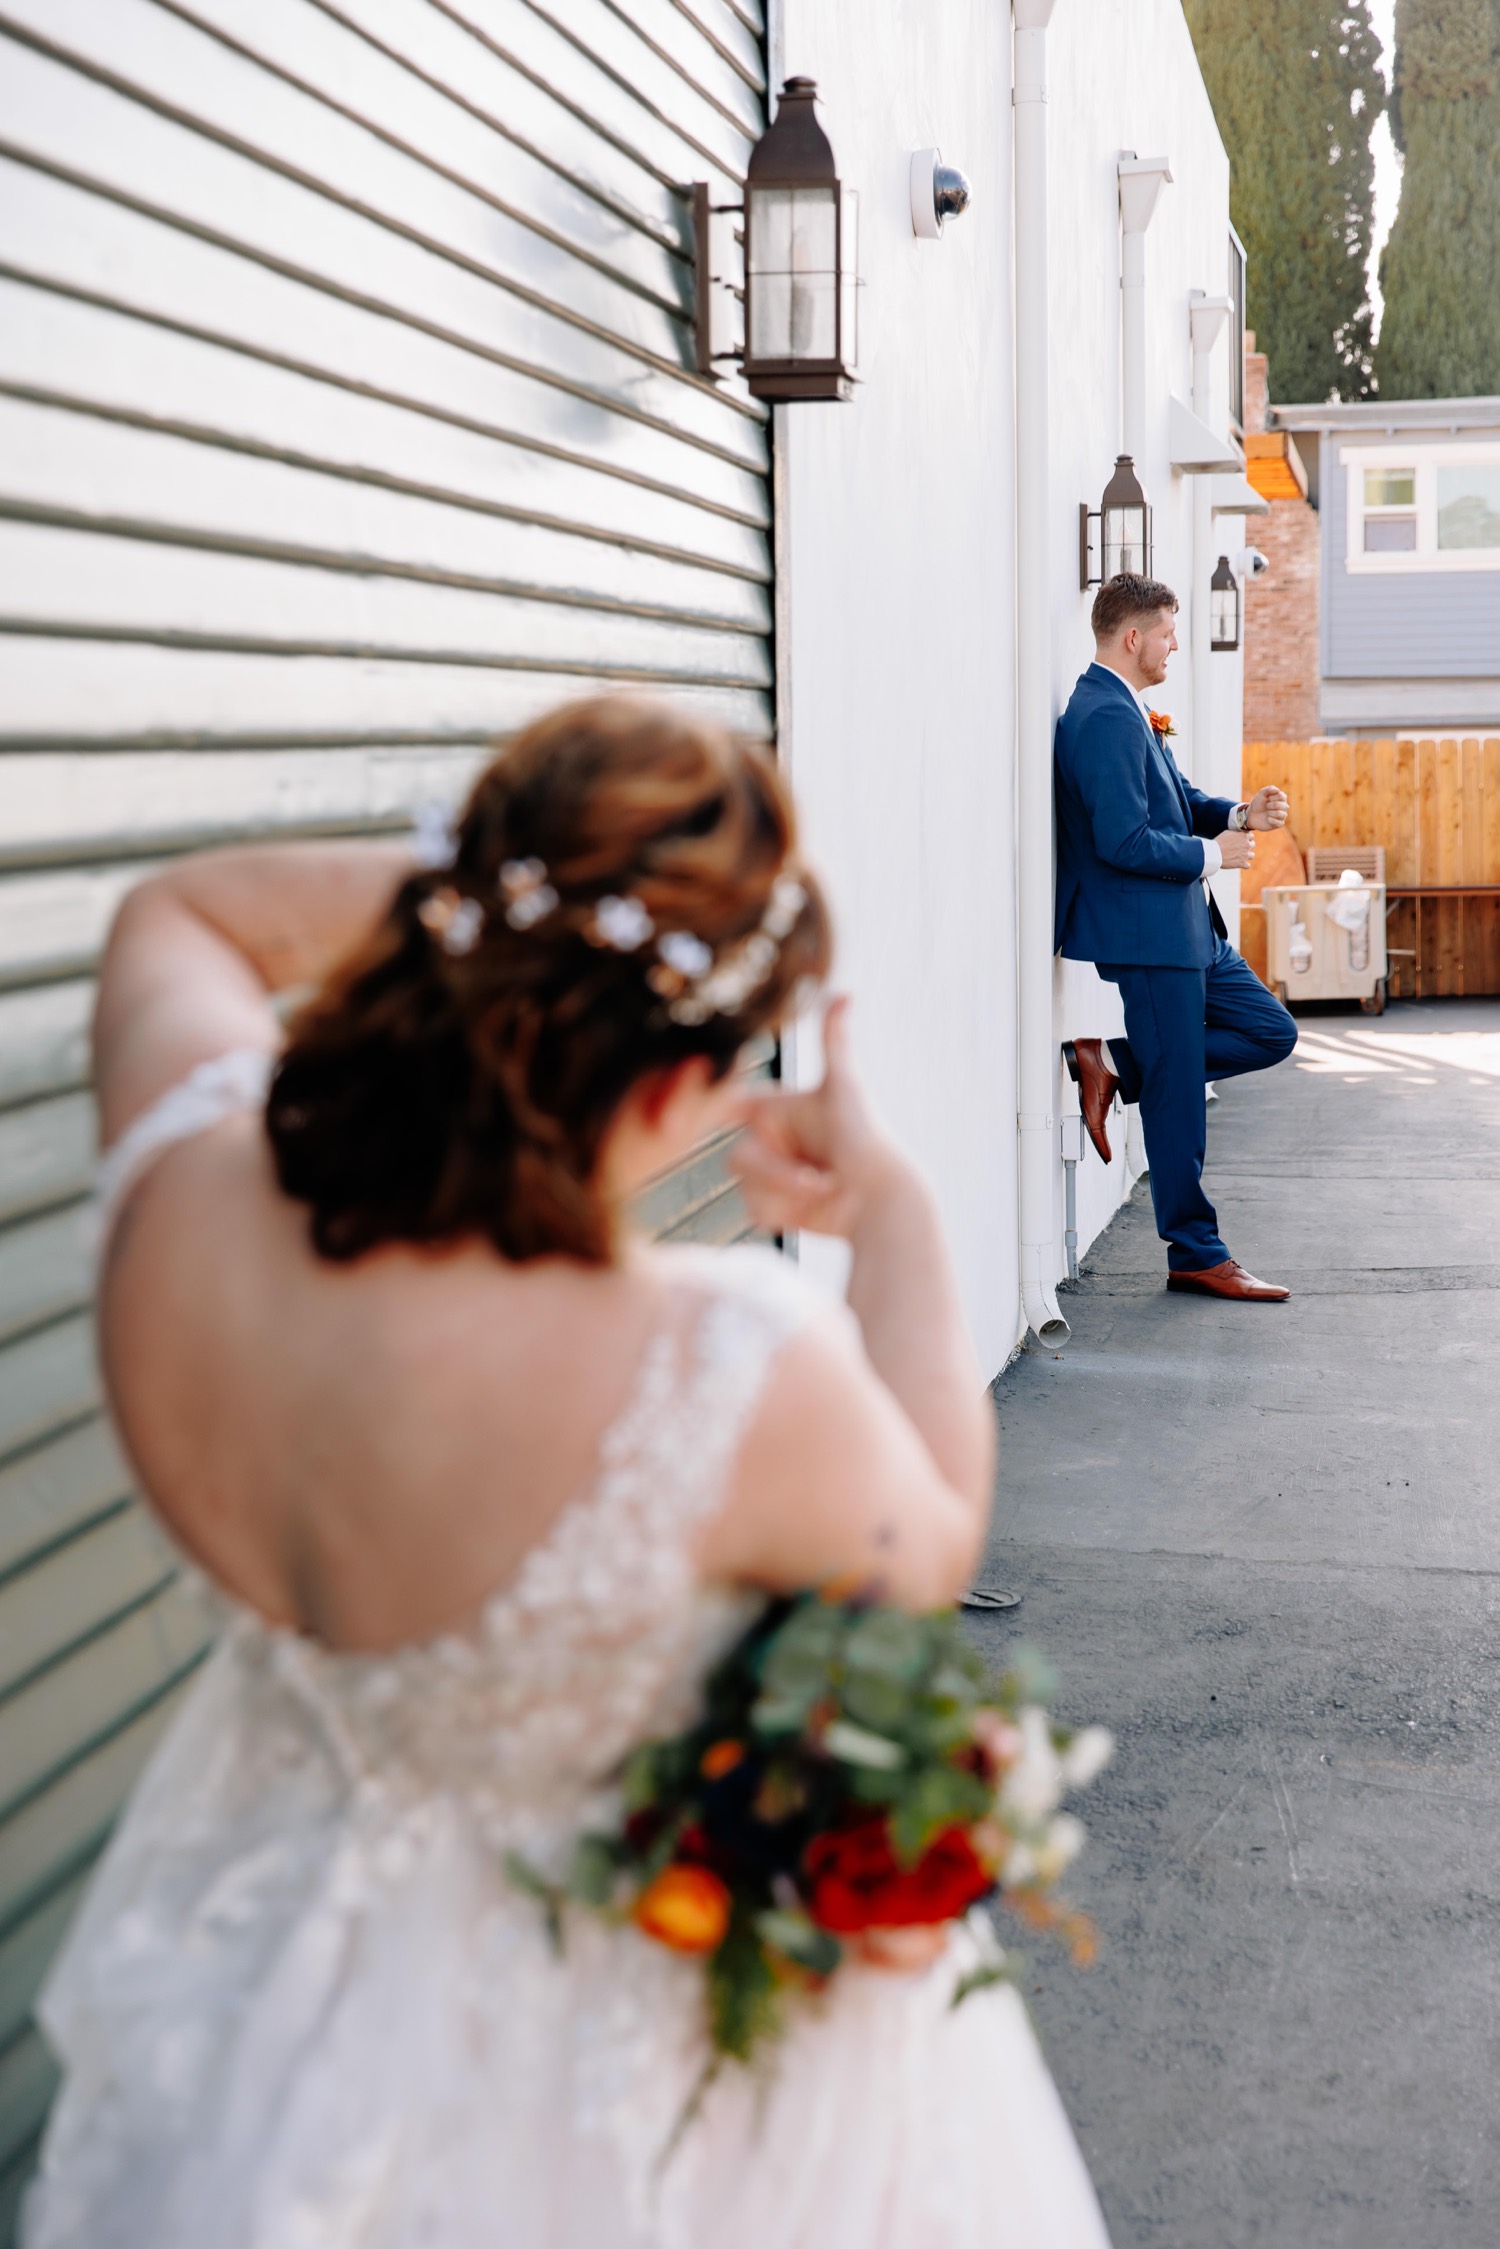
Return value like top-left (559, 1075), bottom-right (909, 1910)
top-left (1230, 802), bottom-right (1251, 831)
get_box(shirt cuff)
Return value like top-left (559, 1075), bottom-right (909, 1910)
top-left (1201, 837), bottom-right (1223, 877)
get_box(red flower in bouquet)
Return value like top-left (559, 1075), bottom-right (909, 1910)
top-left (804, 1817), bottom-right (993, 1933)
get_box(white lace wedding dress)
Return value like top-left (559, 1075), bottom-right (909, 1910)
top-left (23, 1056), bottom-right (1112, 2249)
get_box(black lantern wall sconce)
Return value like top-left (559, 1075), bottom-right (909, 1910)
top-left (693, 77), bottom-right (858, 402)
top-left (1210, 554), bottom-right (1241, 651)
top-left (1079, 455), bottom-right (1153, 590)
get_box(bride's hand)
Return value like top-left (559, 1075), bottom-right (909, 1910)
top-left (728, 998), bottom-right (909, 1240)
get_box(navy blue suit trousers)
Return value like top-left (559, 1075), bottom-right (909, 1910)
top-left (1099, 937), bottom-right (1297, 1270)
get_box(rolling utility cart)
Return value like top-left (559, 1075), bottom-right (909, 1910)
top-left (1262, 846), bottom-right (1389, 1014)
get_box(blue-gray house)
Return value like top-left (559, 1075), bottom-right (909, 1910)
top-left (1272, 397), bottom-right (1500, 736)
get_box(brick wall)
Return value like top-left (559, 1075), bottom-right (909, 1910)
top-left (1241, 335), bottom-right (1323, 741)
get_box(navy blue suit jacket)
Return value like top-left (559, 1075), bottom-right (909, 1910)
top-left (1054, 663), bottom-right (1237, 969)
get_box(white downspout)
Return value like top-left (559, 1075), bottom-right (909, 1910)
top-left (1189, 293), bottom-right (1231, 792)
top-left (1013, 0), bottom-right (1069, 1348)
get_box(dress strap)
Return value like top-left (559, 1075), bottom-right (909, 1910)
top-left (93, 1047), bottom-right (276, 1256)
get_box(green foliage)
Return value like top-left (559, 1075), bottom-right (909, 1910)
top-left (1185, 0), bottom-right (1384, 400)
top-left (706, 1907), bottom-right (782, 2064)
top-left (1376, 0), bottom-right (1500, 397)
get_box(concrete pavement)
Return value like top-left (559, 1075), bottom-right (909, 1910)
top-left (967, 999), bottom-right (1500, 2248)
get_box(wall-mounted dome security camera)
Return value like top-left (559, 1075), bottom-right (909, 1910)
top-left (1242, 547), bottom-right (1271, 578)
top-left (910, 148), bottom-right (973, 239)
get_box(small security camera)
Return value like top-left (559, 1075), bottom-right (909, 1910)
top-left (910, 148), bottom-right (973, 238)
top-left (1243, 548), bottom-right (1271, 578)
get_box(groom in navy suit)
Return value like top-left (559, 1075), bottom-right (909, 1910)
top-left (1054, 573), bottom-right (1298, 1300)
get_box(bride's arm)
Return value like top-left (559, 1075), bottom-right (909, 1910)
top-left (704, 1002), bottom-right (995, 1610)
top-left (95, 841), bottom-right (415, 1143)
top-left (731, 998), bottom-right (992, 1508)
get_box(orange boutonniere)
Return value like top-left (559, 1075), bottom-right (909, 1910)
top-left (1148, 710), bottom-right (1176, 739)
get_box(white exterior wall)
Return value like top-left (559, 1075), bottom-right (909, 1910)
top-left (771, 1), bottom-right (1021, 1376)
top-left (771, 1), bottom-right (1242, 1373)
top-left (1046, 1), bottom-right (1243, 1270)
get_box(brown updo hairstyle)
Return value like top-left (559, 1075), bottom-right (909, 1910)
top-left (266, 696), bottom-right (831, 1264)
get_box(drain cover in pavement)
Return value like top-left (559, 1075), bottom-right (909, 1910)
top-left (959, 1587), bottom-right (1022, 1613)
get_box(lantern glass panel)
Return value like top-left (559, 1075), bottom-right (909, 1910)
top-left (1103, 504), bottom-right (1149, 579)
top-left (1211, 582), bottom-right (1239, 648)
top-left (748, 185), bottom-right (838, 363)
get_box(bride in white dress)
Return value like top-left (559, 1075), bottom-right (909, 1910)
top-left (23, 696), bottom-right (1111, 2248)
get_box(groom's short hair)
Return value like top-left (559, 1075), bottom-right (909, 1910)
top-left (1092, 573), bottom-right (1179, 641)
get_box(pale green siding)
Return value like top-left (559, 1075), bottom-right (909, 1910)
top-left (0, 0), bottom-right (769, 2221)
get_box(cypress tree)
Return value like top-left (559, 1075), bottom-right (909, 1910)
top-left (1376, 0), bottom-right (1500, 398)
top-left (1184, 1), bottom-right (1383, 402)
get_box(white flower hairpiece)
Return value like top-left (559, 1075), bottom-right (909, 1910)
top-left (416, 888), bottom-right (485, 958)
top-left (591, 894), bottom-right (655, 952)
top-left (410, 801), bottom-right (459, 871)
top-left (649, 874), bottom-right (809, 1025)
top-left (499, 859), bottom-right (559, 931)
top-left (657, 930), bottom-right (713, 979)
top-left (415, 840), bottom-right (809, 1020)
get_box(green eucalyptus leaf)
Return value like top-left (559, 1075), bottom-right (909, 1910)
top-left (951, 1957), bottom-right (1012, 2009)
top-left (848, 1765), bottom-right (907, 1805)
top-left (503, 1850), bottom-right (555, 1902)
top-left (751, 1693), bottom-right (815, 1736)
top-left (842, 1672), bottom-right (910, 1734)
top-left (1004, 1647), bottom-right (1058, 1705)
top-left (845, 1608), bottom-right (927, 1683)
top-left (568, 1834), bottom-right (620, 1907)
top-left (929, 1660), bottom-right (984, 1704)
top-left (755, 1909), bottom-right (842, 1976)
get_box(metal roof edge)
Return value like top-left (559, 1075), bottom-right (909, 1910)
top-left (1270, 398), bottom-right (1500, 432)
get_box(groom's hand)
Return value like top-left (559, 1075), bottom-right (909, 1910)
top-left (1246, 785), bottom-right (1290, 831)
top-left (1218, 830), bottom-right (1256, 870)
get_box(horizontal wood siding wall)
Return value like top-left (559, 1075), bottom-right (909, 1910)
top-left (1323, 440), bottom-right (1500, 681)
top-left (0, 0), bottom-right (768, 2223)
top-left (1243, 737), bottom-right (1500, 998)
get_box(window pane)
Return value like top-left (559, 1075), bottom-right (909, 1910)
top-left (1365, 468), bottom-right (1415, 507)
top-left (1437, 464), bottom-right (1500, 550)
top-left (1365, 515), bottom-right (1418, 552)
top-left (1228, 225), bottom-right (1246, 428)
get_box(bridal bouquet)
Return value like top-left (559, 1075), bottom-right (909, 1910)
top-left (510, 1594), bottom-right (1112, 2067)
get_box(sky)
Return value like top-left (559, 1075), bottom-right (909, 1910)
top-left (1367, 0), bottom-right (1402, 338)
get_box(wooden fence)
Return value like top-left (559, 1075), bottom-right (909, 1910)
top-left (1241, 737), bottom-right (1500, 999)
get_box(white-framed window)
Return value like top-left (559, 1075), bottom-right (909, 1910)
top-left (1343, 442), bottom-right (1500, 571)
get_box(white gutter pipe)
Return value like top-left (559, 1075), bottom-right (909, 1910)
top-left (1188, 292), bottom-right (1231, 794)
top-left (1116, 156), bottom-right (1172, 464)
top-left (1013, 0), bottom-right (1069, 1348)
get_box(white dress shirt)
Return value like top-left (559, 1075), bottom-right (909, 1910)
top-left (1127, 684), bottom-right (1247, 877)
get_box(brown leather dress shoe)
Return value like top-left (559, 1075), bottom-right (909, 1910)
top-left (1061, 1038), bottom-right (1119, 1165)
top-left (1167, 1260), bottom-right (1290, 1302)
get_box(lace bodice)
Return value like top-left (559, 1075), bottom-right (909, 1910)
top-left (235, 1250), bottom-right (801, 1862)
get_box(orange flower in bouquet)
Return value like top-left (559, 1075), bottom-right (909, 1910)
top-left (633, 1864), bottom-right (732, 1955)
